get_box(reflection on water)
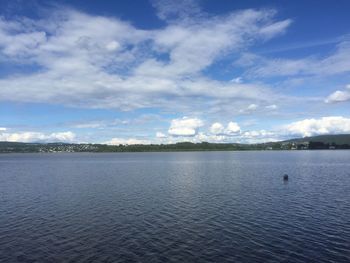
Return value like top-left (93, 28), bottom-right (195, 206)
top-left (0, 151), bottom-right (350, 262)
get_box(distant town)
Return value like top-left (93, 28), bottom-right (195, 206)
top-left (1, 134), bottom-right (349, 153)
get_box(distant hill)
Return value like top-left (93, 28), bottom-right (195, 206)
top-left (284, 134), bottom-right (350, 145)
top-left (1, 134), bottom-right (350, 153)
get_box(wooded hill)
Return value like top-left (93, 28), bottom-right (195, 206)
top-left (1, 134), bottom-right (349, 153)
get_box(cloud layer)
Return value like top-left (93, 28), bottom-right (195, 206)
top-left (2, 115), bottom-right (350, 144)
top-left (237, 41), bottom-right (350, 78)
top-left (1, 2), bottom-right (350, 144)
top-left (0, 6), bottom-right (291, 113)
top-left (0, 131), bottom-right (76, 143)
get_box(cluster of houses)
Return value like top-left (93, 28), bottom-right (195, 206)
top-left (265, 141), bottom-right (343, 150)
top-left (265, 141), bottom-right (310, 150)
top-left (38, 144), bottom-right (99, 153)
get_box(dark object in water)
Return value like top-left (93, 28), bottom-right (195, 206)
top-left (283, 174), bottom-right (289, 181)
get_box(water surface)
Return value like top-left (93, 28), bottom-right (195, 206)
top-left (0, 151), bottom-right (350, 262)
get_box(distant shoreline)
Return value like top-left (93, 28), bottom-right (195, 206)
top-left (1, 134), bottom-right (350, 153)
top-left (1, 149), bottom-right (350, 155)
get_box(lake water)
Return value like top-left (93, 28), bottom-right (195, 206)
top-left (0, 151), bottom-right (350, 262)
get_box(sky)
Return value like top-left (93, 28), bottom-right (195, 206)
top-left (0, 0), bottom-right (350, 144)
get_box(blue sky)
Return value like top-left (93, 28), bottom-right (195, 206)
top-left (1, 0), bottom-right (350, 144)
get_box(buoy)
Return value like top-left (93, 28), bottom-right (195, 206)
top-left (283, 174), bottom-right (289, 181)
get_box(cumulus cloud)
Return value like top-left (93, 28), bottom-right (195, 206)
top-left (226, 122), bottom-right (241, 135)
top-left (168, 117), bottom-right (203, 136)
top-left (0, 131), bottom-right (76, 142)
top-left (284, 116), bottom-right (350, 137)
top-left (0, 6), bottom-right (291, 113)
top-left (205, 116), bottom-right (350, 143)
top-left (167, 127), bottom-right (277, 144)
top-left (193, 132), bottom-right (229, 143)
top-left (210, 122), bottom-right (225, 135)
top-left (209, 121), bottom-right (241, 135)
top-left (189, 116), bottom-right (350, 143)
top-left (194, 116), bottom-right (350, 143)
top-left (0, 127), bottom-right (6, 131)
top-left (325, 84), bottom-right (350, 103)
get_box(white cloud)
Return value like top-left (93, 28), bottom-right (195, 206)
top-left (210, 122), bottom-right (225, 135)
top-left (104, 137), bottom-right (150, 145)
top-left (226, 122), bottom-right (241, 135)
top-left (325, 91), bottom-right (350, 103)
top-left (194, 132), bottom-right (229, 143)
top-left (0, 7), bottom-right (291, 113)
top-left (146, 9), bottom-right (292, 77)
top-left (241, 41), bottom-right (350, 78)
top-left (181, 116), bottom-right (350, 143)
top-left (50, 132), bottom-right (76, 142)
top-left (151, 0), bottom-right (203, 22)
top-left (265, 104), bottom-right (278, 110)
top-left (325, 84), bottom-right (350, 103)
top-left (247, 104), bottom-right (258, 110)
top-left (105, 41), bottom-right (120, 51)
top-left (73, 122), bottom-right (105, 129)
top-left (209, 121), bottom-right (240, 135)
top-left (239, 130), bottom-right (277, 143)
top-left (242, 129), bottom-right (274, 138)
top-left (0, 131), bottom-right (76, 142)
top-left (72, 118), bottom-right (129, 129)
top-left (156, 132), bottom-right (167, 138)
top-left (103, 116), bottom-right (350, 145)
top-left (231, 77), bottom-right (242, 83)
top-left (0, 127), bottom-right (6, 131)
top-left (170, 127), bottom-right (277, 144)
top-left (239, 103), bottom-right (259, 114)
top-left (259, 19), bottom-right (292, 39)
top-left (168, 117), bottom-right (203, 136)
top-left (284, 116), bottom-right (350, 137)
top-left (205, 116), bottom-right (350, 143)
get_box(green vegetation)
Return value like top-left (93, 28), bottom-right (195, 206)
top-left (1, 134), bottom-right (350, 153)
top-left (284, 134), bottom-right (350, 145)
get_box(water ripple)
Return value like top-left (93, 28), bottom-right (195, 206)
top-left (0, 151), bottom-right (350, 262)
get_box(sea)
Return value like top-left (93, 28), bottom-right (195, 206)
top-left (0, 151), bottom-right (349, 262)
